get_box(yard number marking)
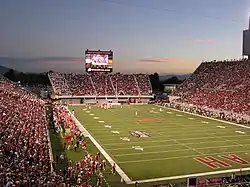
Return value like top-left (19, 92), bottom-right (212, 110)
top-left (235, 131), bottom-right (246, 134)
top-left (120, 137), bottom-right (130, 141)
top-left (104, 125), bottom-right (112, 128)
top-left (132, 146), bottom-right (144, 151)
top-left (111, 130), bottom-right (120, 134)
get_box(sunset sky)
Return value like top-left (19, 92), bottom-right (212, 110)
top-left (0, 0), bottom-right (249, 74)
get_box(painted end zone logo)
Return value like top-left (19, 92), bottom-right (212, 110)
top-left (130, 131), bottom-right (151, 138)
top-left (194, 154), bottom-right (250, 169)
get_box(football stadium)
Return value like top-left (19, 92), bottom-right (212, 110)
top-left (2, 2), bottom-right (250, 187)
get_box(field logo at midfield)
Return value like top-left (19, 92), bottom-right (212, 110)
top-left (130, 131), bottom-right (151, 138)
top-left (195, 154), bottom-right (250, 169)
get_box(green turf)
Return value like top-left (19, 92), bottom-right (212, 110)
top-left (68, 104), bottom-right (250, 183)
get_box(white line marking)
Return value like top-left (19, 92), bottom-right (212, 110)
top-left (111, 130), bottom-right (120, 134)
top-left (102, 134), bottom-right (247, 145)
top-left (160, 105), bottom-right (250, 130)
top-left (93, 117), bottom-right (99, 119)
top-left (86, 111), bottom-right (90, 113)
top-left (114, 143), bottom-right (250, 157)
top-left (104, 125), bottom-right (112, 128)
top-left (120, 137), bottom-right (130, 141)
top-left (118, 150), bottom-right (250, 164)
top-left (98, 121), bottom-right (105, 123)
top-left (132, 146), bottom-right (144, 151)
top-left (173, 139), bottom-right (203, 155)
top-left (235, 131), bottom-right (246, 134)
top-left (107, 139), bottom-right (248, 151)
top-left (217, 126), bottom-right (225, 128)
top-left (67, 107), bottom-right (131, 184)
top-left (89, 113), bottom-right (94, 116)
top-left (201, 121), bottom-right (209, 124)
top-left (188, 118), bottom-right (195, 120)
top-left (130, 167), bottom-right (250, 184)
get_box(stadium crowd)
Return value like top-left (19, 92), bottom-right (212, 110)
top-left (171, 59), bottom-right (250, 121)
top-left (0, 76), bottom-right (55, 186)
top-left (0, 76), bottom-right (109, 186)
top-left (49, 72), bottom-right (152, 96)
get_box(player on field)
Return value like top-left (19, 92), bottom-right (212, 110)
top-left (97, 172), bottom-right (103, 187)
top-left (102, 159), bottom-right (106, 171)
top-left (111, 163), bottom-right (116, 175)
top-left (135, 111), bottom-right (138, 116)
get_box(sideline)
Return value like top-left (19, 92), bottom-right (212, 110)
top-left (66, 107), bottom-right (132, 184)
top-left (157, 104), bottom-right (250, 129)
top-left (135, 167), bottom-right (250, 184)
top-left (45, 105), bottom-right (54, 172)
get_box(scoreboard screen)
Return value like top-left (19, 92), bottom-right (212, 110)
top-left (85, 50), bottom-right (113, 72)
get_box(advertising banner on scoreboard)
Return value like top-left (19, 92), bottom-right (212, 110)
top-left (85, 50), bottom-right (113, 72)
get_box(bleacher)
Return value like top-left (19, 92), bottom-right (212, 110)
top-left (48, 72), bottom-right (152, 96)
top-left (171, 59), bottom-right (250, 114)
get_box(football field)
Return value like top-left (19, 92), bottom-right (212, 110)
top-left (69, 105), bottom-right (250, 184)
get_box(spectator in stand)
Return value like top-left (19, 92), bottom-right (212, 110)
top-left (0, 77), bottom-right (58, 186)
top-left (170, 59), bottom-right (250, 122)
top-left (49, 72), bottom-right (152, 97)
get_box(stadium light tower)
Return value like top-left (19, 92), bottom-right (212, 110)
top-left (248, 15), bottom-right (250, 29)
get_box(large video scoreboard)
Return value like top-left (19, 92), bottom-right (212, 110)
top-left (85, 49), bottom-right (113, 72)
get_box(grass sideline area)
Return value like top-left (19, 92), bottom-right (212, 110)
top-left (68, 104), bottom-right (250, 185)
top-left (47, 105), bottom-right (138, 187)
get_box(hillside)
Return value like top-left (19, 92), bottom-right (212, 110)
top-left (0, 65), bottom-right (10, 74)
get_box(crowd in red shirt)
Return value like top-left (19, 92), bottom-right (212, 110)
top-left (171, 60), bottom-right (250, 115)
top-left (0, 75), bottom-right (110, 186)
top-left (49, 72), bottom-right (152, 96)
top-left (0, 76), bottom-right (55, 186)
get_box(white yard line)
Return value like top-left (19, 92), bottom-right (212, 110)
top-left (102, 134), bottom-right (248, 145)
top-left (114, 143), bottom-right (250, 157)
top-left (107, 138), bottom-right (250, 151)
top-left (118, 149), bottom-right (250, 164)
top-left (204, 131), bottom-right (245, 148)
top-left (91, 129), bottom-right (243, 138)
top-left (172, 139), bottom-right (204, 155)
top-left (67, 107), bottom-right (132, 184)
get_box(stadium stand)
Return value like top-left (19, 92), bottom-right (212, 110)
top-left (171, 60), bottom-right (250, 115)
top-left (91, 73), bottom-right (116, 96)
top-left (134, 74), bottom-right (152, 95)
top-left (49, 72), bottom-right (71, 95)
top-left (0, 75), bottom-right (105, 186)
top-left (48, 72), bottom-right (152, 96)
top-left (0, 75), bottom-right (56, 186)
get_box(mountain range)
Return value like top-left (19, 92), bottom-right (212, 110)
top-left (0, 65), bottom-right (10, 74)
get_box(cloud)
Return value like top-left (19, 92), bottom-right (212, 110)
top-left (192, 39), bottom-right (218, 43)
top-left (36, 57), bottom-right (85, 64)
top-left (137, 58), bottom-right (191, 63)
